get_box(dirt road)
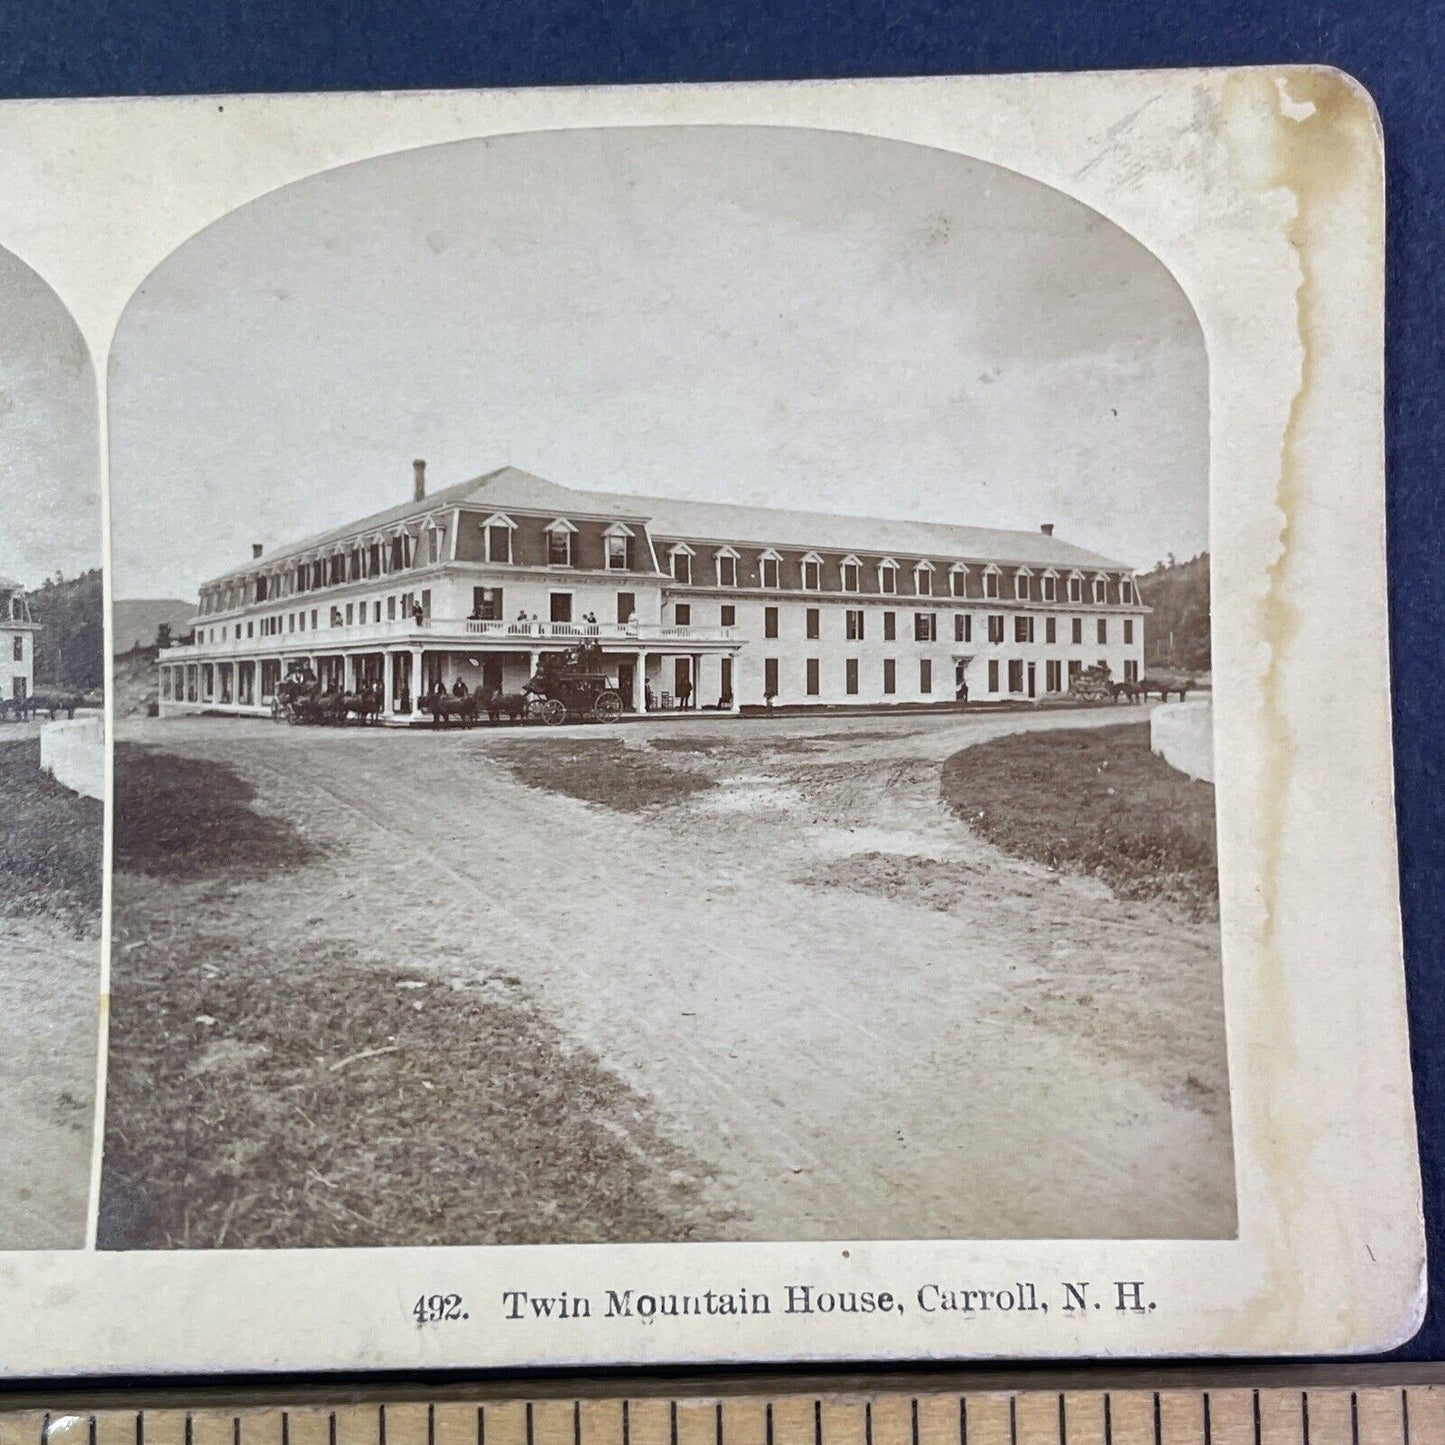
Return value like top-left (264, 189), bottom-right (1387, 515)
top-left (116, 706), bottom-right (1234, 1240)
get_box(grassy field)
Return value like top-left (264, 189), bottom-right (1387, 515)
top-left (941, 722), bottom-right (1218, 920)
top-left (0, 738), bottom-right (102, 932)
top-left (101, 743), bottom-right (722, 1248)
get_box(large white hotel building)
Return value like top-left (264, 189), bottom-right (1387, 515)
top-left (158, 462), bottom-right (1146, 720)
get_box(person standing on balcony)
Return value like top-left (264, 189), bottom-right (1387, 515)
top-left (411, 601), bottom-right (424, 626)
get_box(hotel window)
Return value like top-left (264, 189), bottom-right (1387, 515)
top-left (670, 549), bottom-right (692, 584)
top-left (914, 564), bottom-right (933, 596)
top-left (879, 560), bottom-right (898, 595)
top-left (920, 659), bottom-right (933, 694)
top-left (914, 612), bottom-right (936, 642)
top-left (472, 587), bottom-right (503, 621)
top-left (846, 658), bottom-right (859, 695)
top-left (716, 550), bottom-right (738, 587)
top-left (1042, 572), bottom-right (1058, 602)
top-left (1045, 616), bottom-right (1056, 644)
top-left (1098, 618), bottom-right (1108, 644)
top-left (1124, 659), bottom-right (1140, 682)
top-left (368, 542), bottom-right (381, 576)
top-left (1068, 574), bottom-right (1084, 603)
top-left (485, 522), bottom-right (513, 564)
top-left (806, 608), bottom-right (820, 640)
top-left (845, 608), bottom-right (865, 641)
top-left (549, 527), bottom-right (575, 568)
top-left (1047, 660), bottom-right (1062, 692)
top-left (883, 611), bottom-right (896, 641)
top-left (764, 657), bottom-right (779, 698)
top-left (296, 614), bottom-right (304, 633)
top-left (987, 614), bottom-right (1005, 644)
top-left (1015, 571), bottom-right (1032, 601)
top-left (801, 555), bottom-right (823, 590)
top-left (288, 613), bottom-right (295, 633)
top-left (1093, 576), bottom-right (1107, 604)
top-left (550, 592), bottom-right (573, 623)
top-left (764, 606), bottom-right (779, 639)
top-left (954, 614), bottom-right (971, 643)
top-left (312, 609), bottom-right (319, 629)
top-left (950, 567), bottom-right (968, 598)
top-left (806, 659), bottom-right (820, 696)
top-left (1072, 618), bottom-right (1083, 644)
top-left (246, 621), bottom-right (254, 639)
top-left (721, 604), bottom-right (736, 627)
top-left (1121, 577), bottom-right (1136, 605)
top-left (11, 636), bottom-right (21, 662)
top-left (1008, 659), bottom-right (1024, 693)
top-left (675, 603), bottom-right (692, 626)
top-left (345, 603), bottom-right (354, 626)
top-left (984, 568), bottom-right (1001, 599)
top-left (1124, 619), bottom-right (1134, 644)
top-left (759, 553), bottom-right (781, 589)
top-left (606, 532), bottom-right (631, 571)
top-left (387, 596), bottom-right (396, 621)
top-left (840, 558), bottom-right (861, 592)
top-left (617, 592), bottom-right (637, 624)
top-left (1014, 615), bottom-right (1034, 643)
top-left (883, 658), bottom-right (896, 694)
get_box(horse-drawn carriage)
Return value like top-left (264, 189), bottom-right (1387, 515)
top-left (520, 644), bottom-right (625, 725)
top-left (1068, 663), bottom-right (1116, 703)
top-left (271, 669), bottom-right (382, 725)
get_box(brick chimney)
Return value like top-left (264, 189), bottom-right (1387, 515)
top-left (413, 458), bottom-right (427, 502)
top-left (252, 543), bottom-right (264, 558)
top-left (1040, 523), bottom-right (1055, 536)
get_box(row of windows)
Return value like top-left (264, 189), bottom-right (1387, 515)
top-left (761, 654), bottom-right (1143, 700)
top-left (196, 591), bottom-right (431, 644)
top-left (669, 546), bottom-right (1136, 604)
top-left (733, 606), bottom-right (1135, 646)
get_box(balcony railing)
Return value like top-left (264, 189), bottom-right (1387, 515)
top-left (160, 617), bottom-right (737, 659)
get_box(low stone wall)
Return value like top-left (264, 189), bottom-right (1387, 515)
top-left (40, 715), bottom-right (104, 800)
top-left (1150, 699), bottom-right (1214, 783)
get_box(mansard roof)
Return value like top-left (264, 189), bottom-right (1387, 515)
top-left (205, 463), bottom-right (1131, 585)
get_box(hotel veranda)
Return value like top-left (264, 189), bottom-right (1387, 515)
top-left (158, 462), bottom-right (1147, 719)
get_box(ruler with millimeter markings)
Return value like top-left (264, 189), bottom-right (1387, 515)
top-left (1, 1376), bottom-right (1442, 1445)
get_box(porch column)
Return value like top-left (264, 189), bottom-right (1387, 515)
top-left (633, 650), bottom-right (646, 712)
top-left (728, 653), bottom-right (741, 714)
top-left (528, 649), bottom-right (541, 680)
top-left (344, 653), bottom-right (356, 691)
top-left (692, 654), bottom-right (702, 709)
top-left (382, 651), bottom-right (395, 716)
top-left (409, 647), bottom-right (424, 716)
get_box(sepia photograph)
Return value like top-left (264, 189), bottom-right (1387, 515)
top-left (0, 244), bottom-right (104, 1249)
top-left (99, 123), bottom-right (1232, 1250)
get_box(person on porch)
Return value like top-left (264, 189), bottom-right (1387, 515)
top-left (451, 676), bottom-right (468, 698)
top-left (677, 672), bottom-right (694, 710)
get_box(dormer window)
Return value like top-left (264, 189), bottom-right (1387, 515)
top-left (1068, 571), bottom-right (1084, 604)
top-left (914, 560), bottom-right (935, 597)
top-left (1119, 576), bottom-right (1136, 605)
top-left (426, 525), bottom-right (445, 566)
top-left (879, 558), bottom-right (899, 595)
top-left (759, 549), bottom-right (782, 589)
top-left (983, 565), bottom-right (1002, 600)
top-left (482, 514), bottom-right (515, 565)
top-left (603, 522), bottom-right (634, 571)
top-left (669, 544), bottom-right (694, 585)
top-left (949, 563), bottom-right (969, 598)
top-left (1092, 573), bottom-right (1108, 604)
top-left (801, 553), bottom-right (824, 590)
top-left (1041, 570), bottom-right (1058, 602)
top-left (545, 518), bottom-right (577, 567)
top-left (716, 546), bottom-right (740, 588)
top-left (1014, 568), bottom-right (1032, 601)
top-left (840, 556), bottom-right (861, 592)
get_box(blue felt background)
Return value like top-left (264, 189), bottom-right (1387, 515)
top-left (0, 0), bottom-right (1438, 1364)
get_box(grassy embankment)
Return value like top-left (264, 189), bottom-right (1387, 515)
top-left (942, 722), bottom-right (1218, 920)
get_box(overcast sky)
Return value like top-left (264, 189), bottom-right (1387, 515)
top-left (110, 125), bottom-right (1207, 600)
top-left (0, 247), bottom-right (99, 588)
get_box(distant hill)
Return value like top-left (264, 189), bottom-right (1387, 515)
top-left (113, 645), bottom-right (161, 718)
top-left (30, 569), bottom-right (104, 690)
top-left (113, 598), bottom-right (195, 655)
top-left (1137, 552), bottom-right (1211, 672)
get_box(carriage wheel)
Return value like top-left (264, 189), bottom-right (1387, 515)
top-left (270, 696), bottom-right (284, 722)
top-left (541, 697), bottom-right (568, 726)
top-left (285, 705), bottom-right (301, 725)
top-left (592, 691), bottom-right (623, 723)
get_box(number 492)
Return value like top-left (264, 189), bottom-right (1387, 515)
top-left (413, 1293), bottom-right (467, 1324)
